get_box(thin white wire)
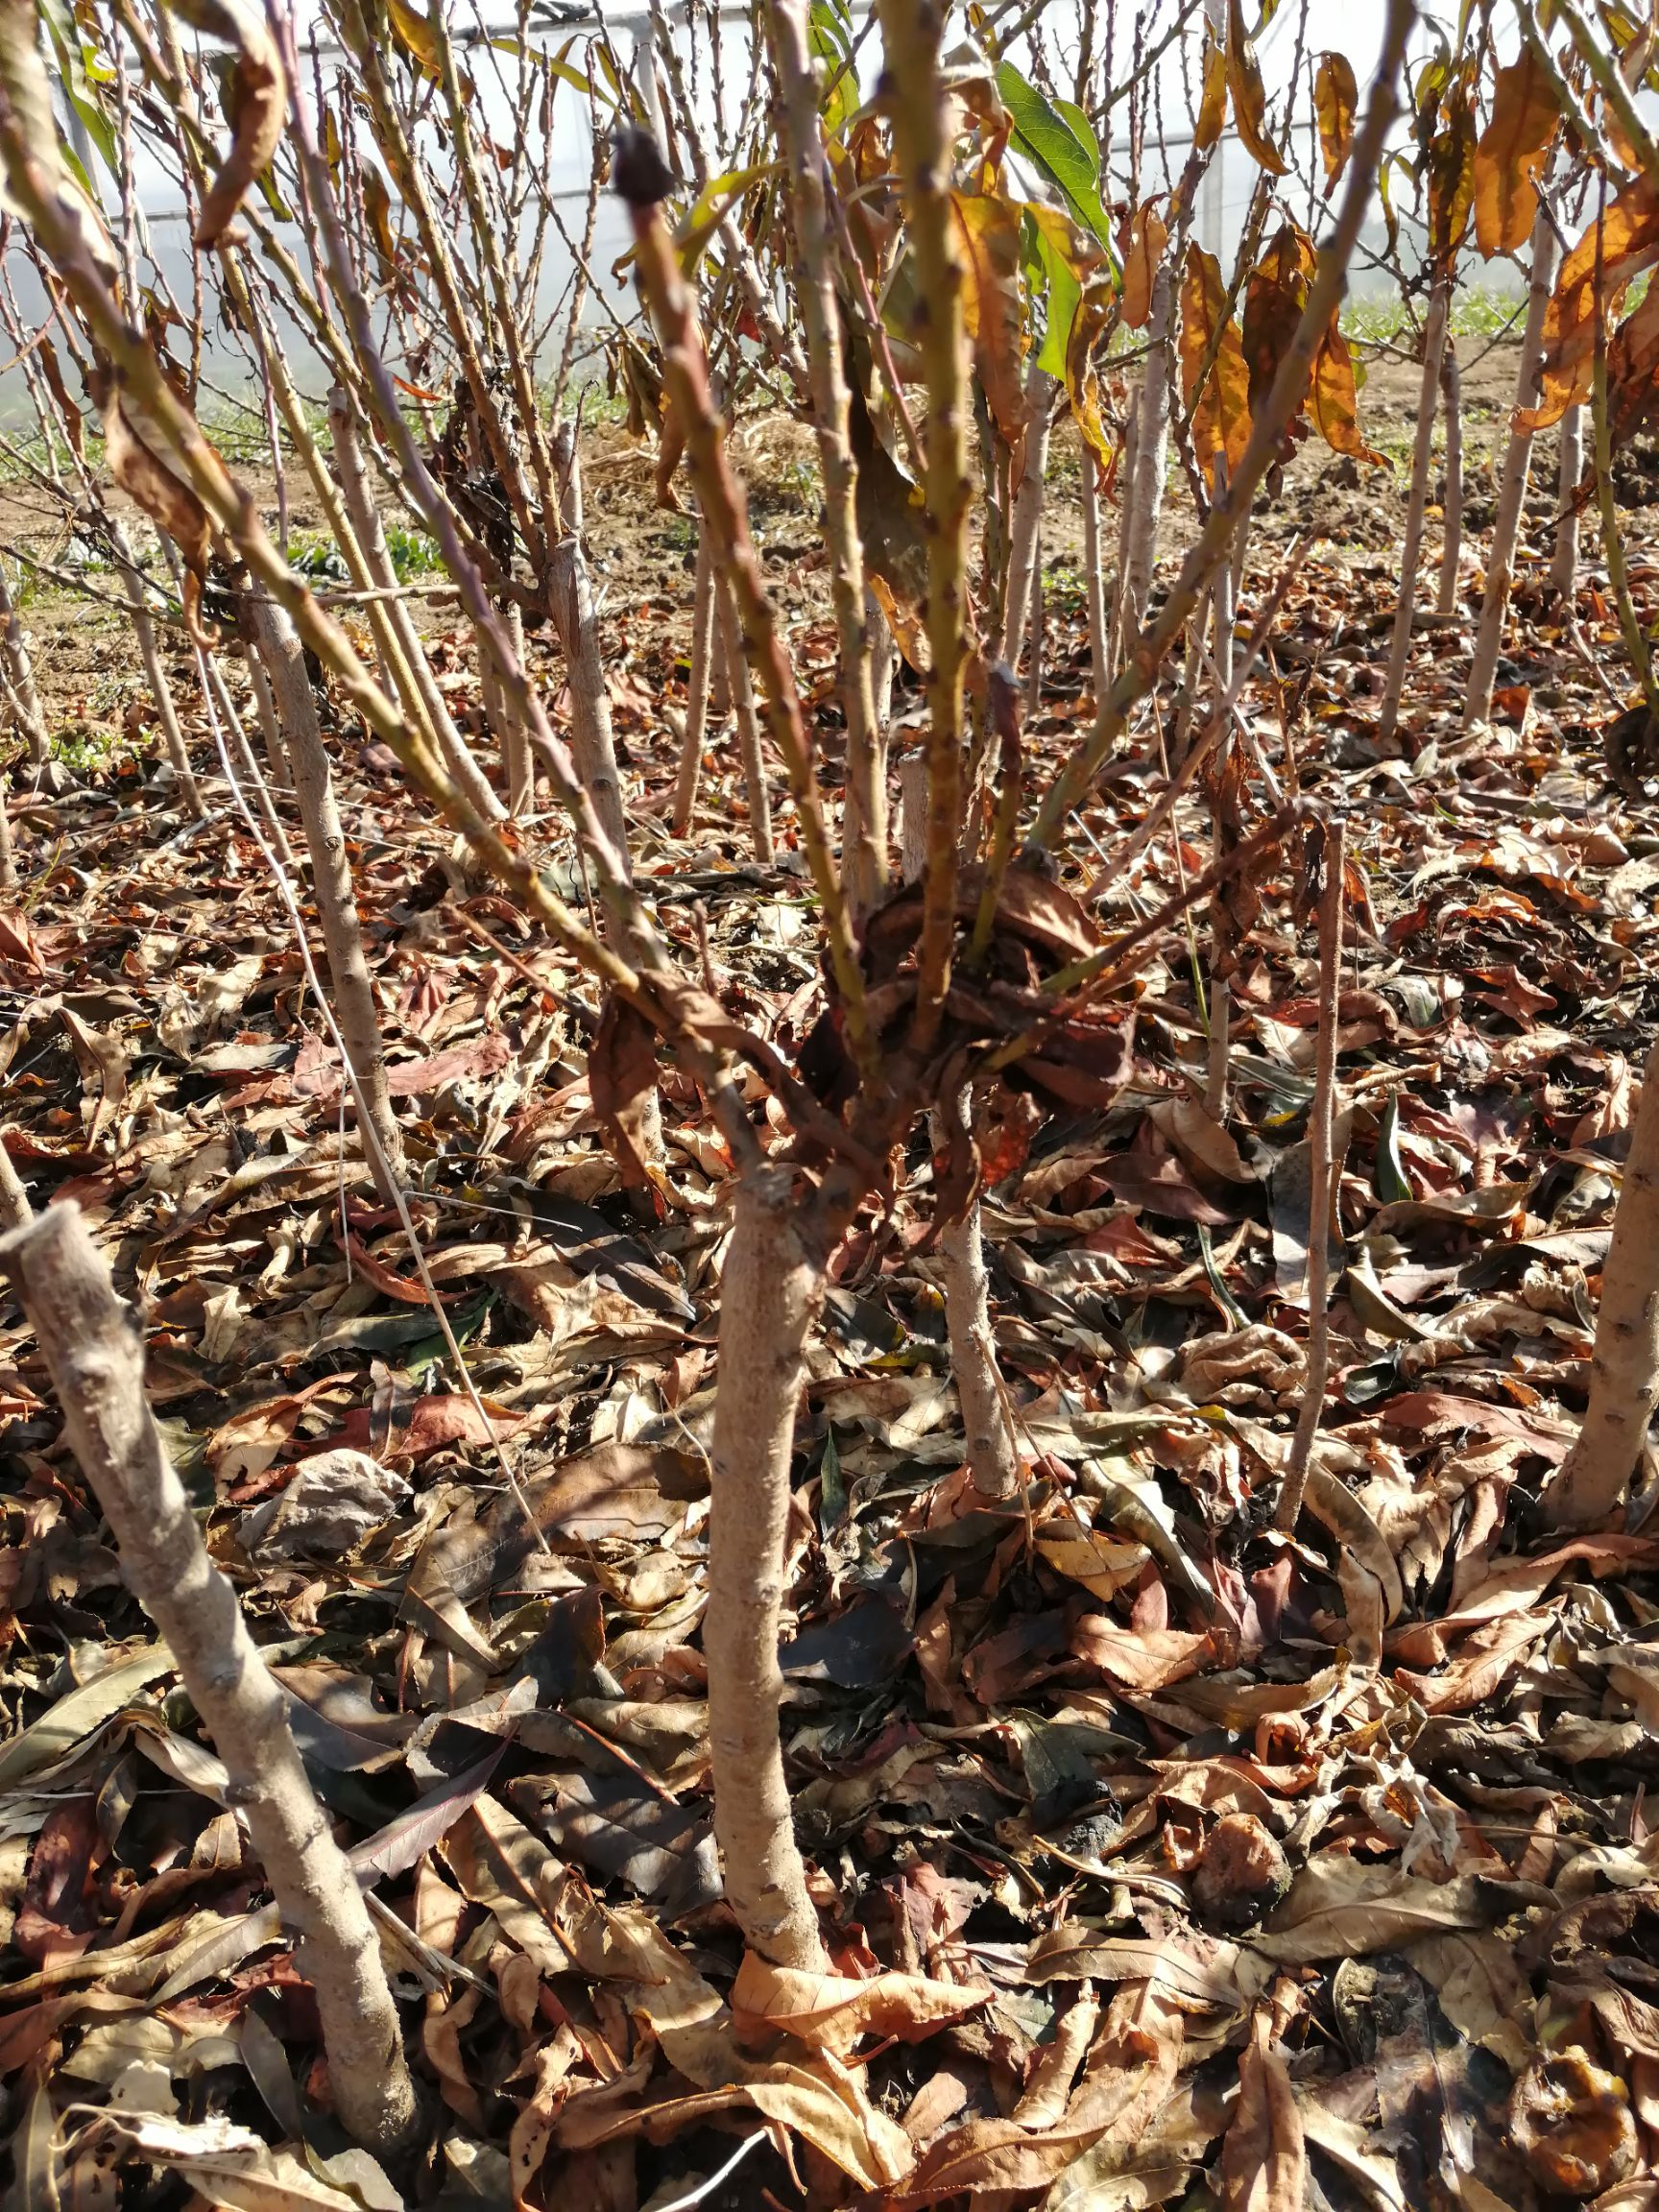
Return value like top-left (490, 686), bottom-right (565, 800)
top-left (645, 2130), bottom-right (769, 2212)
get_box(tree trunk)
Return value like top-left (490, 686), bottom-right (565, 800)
top-left (1206, 515), bottom-right (1237, 1121)
top-left (0, 757), bottom-right (15, 895)
top-left (714, 572), bottom-right (775, 865)
top-left (114, 532), bottom-right (204, 816)
top-left (1465, 204), bottom-right (1560, 724)
top-left (326, 388), bottom-right (505, 827)
top-left (237, 599), bottom-right (292, 790)
top-left (705, 1166), bottom-right (827, 1969)
top-left (246, 596), bottom-right (407, 1202)
top-left (1436, 335), bottom-right (1464, 615)
top-left (0, 1128), bottom-right (27, 1225)
top-left (1380, 275), bottom-right (1451, 746)
top-left (1023, 526), bottom-right (1044, 721)
top-left (1551, 401), bottom-right (1585, 604)
top-left (1000, 362), bottom-right (1054, 663)
top-left (672, 526), bottom-right (717, 835)
top-left (0, 1202), bottom-right (418, 2153)
top-left (496, 600), bottom-right (533, 816)
top-left (1276, 818), bottom-right (1346, 1533)
top-left (768, 0), bottom-right (884, 917)
top-left (1080, 447), bottom-right (1110, 740)
top-left (1546, 1036), bottom-right (1659, 1529)
top-left (1122, 266), bottom-right (1173, 633)
top-left (0, 557), bottom-right (47, 772)
top-left (934, 1089), bottom-right (1020, 1499)
top-left (547, 533), bottom-right (629, 866)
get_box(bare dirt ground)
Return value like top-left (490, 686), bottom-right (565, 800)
top-left (0, 333), bottom-right (1544, 756)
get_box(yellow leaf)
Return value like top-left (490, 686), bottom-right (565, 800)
top-left (1120, 196), bottom-right (1168, 330)
top-left (1310, 324), bottom-right (1383, 465)
top-left (1473, 47), bottom-right (1558, 259)
top-left (1180, 243), bottom-right (1251, 492)
top-left (1523, 178), bottom-right (1659, 432)
top-left (386, 0), bottom-right (441, 77)
top-left (1225, 0), bottom-right (1287, 177)
top-left (1312, 53), bottom-right (1357, 197)
top-left (951, 190), bottom-right (1027, 441)
top-left (1424, 75), bottom-right (1477, 272)
top-left (1240, 223), bottom-right (1314, 421)
top-left (1194, 33), bottom-right (1228, 153)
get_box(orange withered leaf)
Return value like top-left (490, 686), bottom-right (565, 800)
top-left (1473, 46), bottom-right (1558, 259)
top-left (1180, 243), bottom-right (1251, 493)
top-left (1312, 53), bottom-right (1357, 196)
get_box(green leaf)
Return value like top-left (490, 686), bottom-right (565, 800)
top-left (39, 0), bottom-right (118, 176)
top-left (1024, 203), bottom-right (1082, 378)
top-left (1053, 95), bottom-right (1099, 176)
top-left (995, 60), bottom-right (1114, 254)
top-left (677, 159), bottom-right (778, 275)
top-left (1373, 1092), bottom-right (1412, 1205)
top-left (811, 0), bottom-right (858, 139)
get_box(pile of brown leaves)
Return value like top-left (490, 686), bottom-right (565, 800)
top-left (4, 477), bottom-right (1659, 2211)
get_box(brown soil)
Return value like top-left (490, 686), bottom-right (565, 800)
top-left (0, 336), bottom-right (1533, 737)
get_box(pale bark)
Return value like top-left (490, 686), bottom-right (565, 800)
top-left (1380, 276), bottom-right (1451, 745)
top-left (541, 441), bottom-right (665, 1172)
top-left (477, 617), bottom-right (532, 816)
top-left (0, 558), bottom-right (46, 770)
top-left (1108, 394), bottom-right (1141, 678)
top-left (1080, 447), bottom-right (1110, 742)
top-left (1465, 203), bottom-right (1560, 724)
top-left (246, 597), bottom-right (407, 1201)
top-left (1437, 336), bottom-right (1464, 615)
top-left (705, 1166), bottom-right (827, 1969)
top-left (326, 389), bottom-right (505, 827)
top-left (217, 650), bottom-right (297, 874)
top-left (1023, 528), bottom-right (1045, 720)
top-left (547, 527), bottom-right (630, 865)
top-left (496, 600), bottom-right (533, 816)
top-left (1551, 401), bottom-right (1585, 603)
top-left (0, 1202), bottom-right (417, 2152)
top-left (1546, 1037), bottom-right (1659, 1529)
top-left (115, 531), bottom-right (204, 815)
top-left (868, 589), bottom-right (896, 732)
top-left (1276, 819), bottom-right (1346, 1532)
top-left (1122, 267), bottom-right (1173, 632)
top-left (768, 0), bottom-right (884, 916)
top-left (0, 1133), bottom-right (27, 1226)
top-left (237, 598), bottom-right (291, 790)
top-left (935, 1089), bottom-right (1020, 1499)
top-left (1001, 362), bottom-right (1055, 664)
top-left (898, 752), bottom-right (928, 884)
top-left (0, 761), bottom-right (15, 895)
top-left (1206, 513), bottom-right (1237, 1120)
top-left (714, 573), bottom-right (775, 865)
top-left (672, 526), bottom-right (717, 834)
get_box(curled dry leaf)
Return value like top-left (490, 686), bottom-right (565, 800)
top-left (1312, 53), bottom-right (1357, 195)
top-left (589, 994), bottom-right (665, 1192)
top-left (1223, 0), bottom-right (1286, 177)
top-left (163, 0), bottom-right (287, 247)
top-left (1221, 2011), bottom-right (1306, 2212)
top-left (951, 191), bottom-right (1026, 444)
top-left (731, 1952), bottom-right (989, 2056)
top-left (1473, 45), bottom-right (1558, 261)
top-left (1179, 243), bottom-right (1250, 492)
top-left (87, 364), bottom-right (217, 644)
